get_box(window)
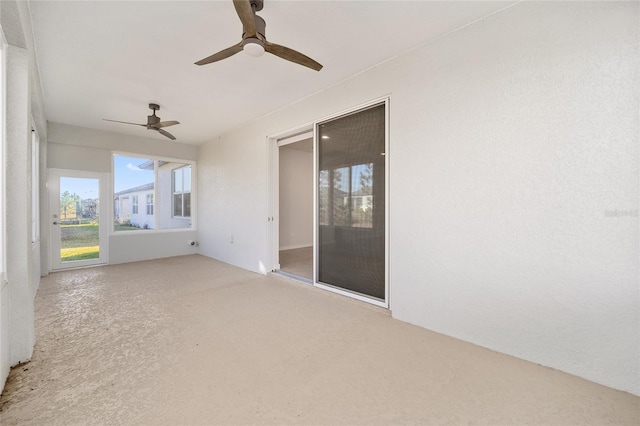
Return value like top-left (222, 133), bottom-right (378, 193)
top-left (113, 154), bottom-right (194, 231)
top-left (0, 35), bottom-right (5, 275)
top-left (318, 163), bottom-right (374, 229)
top-left (146, 194), bottom-right (154, 215)
top-left (131, 195), bottom-right (139, 214)
top-left (31, 128), bottom-right (40, 243)
top-left (172, 166), bottom-right (191, 218)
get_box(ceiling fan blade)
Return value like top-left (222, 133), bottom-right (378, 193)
top-left (103, 119), bottom-right (146, 127)
top-left (264, 41), bottom-right (323, 71)
top-left (233, 0), bottom-right (256, 38)
top-left (157, 128), bottom-right (176, 140)
top-left (195, 42), bottom-right (243, 66)
top-left (156, 120), bottom-right (180, 128)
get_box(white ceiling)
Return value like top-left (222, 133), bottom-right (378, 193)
top-left (28, 0), bottom-right (514, 145)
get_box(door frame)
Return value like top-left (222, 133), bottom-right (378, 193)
top-left (267, 127), bottom-right (314, 274)
top-left (49, 169), bottom-right (109, 271)
top-left (267, 96), bottom-right (390, 309)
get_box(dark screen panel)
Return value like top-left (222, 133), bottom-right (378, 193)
top-left (317, 104), bottom-right (386, 300)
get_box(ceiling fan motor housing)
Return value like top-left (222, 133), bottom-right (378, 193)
top-left (147, 115), bottom-right (160, 127)
top-left (243, 14), bottom-right (266, 41)
top-left (147, 104), bottom-right (161, 127)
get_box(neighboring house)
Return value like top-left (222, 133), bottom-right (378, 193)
top-left (114, 182), bottom-right (155, 229)
top-left (80, 198), bottom-right (98, 219)
top-left (113, 160), bottom-right (191, 230)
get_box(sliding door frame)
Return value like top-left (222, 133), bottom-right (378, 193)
top-left (266, 96), bottom-right (390, 309)
top-left (313, 97), bottom-right (390, 308)
top-left (267, 127), bottom-right (314, 274)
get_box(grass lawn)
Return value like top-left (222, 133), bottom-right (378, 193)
top-left (61, 224), bottom-right (99, 248)
top-left (61, 246), bottom-right (99, 262)
top-left (60, 224), bottom-right (99, 262)
top-left (114, 224), bottom-right (141, 232)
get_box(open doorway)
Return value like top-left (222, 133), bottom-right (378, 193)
top-left (278, 137), bottom-right (313, 280)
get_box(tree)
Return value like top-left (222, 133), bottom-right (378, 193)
top-left (60, 191), bottom-right (80, 219)
top-left (358, 163), bottom-right (373, 196)
top-left (355, 163), bottom-right (373, 227)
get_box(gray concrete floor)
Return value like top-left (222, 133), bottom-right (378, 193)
top-left (1, 254), bottom-right (639, 425)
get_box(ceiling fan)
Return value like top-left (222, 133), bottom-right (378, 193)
top-left (195, 0), bottom-right (322, 71)
top-left (104, 103), bottom-right (180, 140)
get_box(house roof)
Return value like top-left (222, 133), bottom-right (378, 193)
top-left (137, 160), bottom-right (168, 170)
top-left (114, 182), bottom-right (154, 197)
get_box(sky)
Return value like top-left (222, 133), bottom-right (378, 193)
top-left (113, 155), bottom-right (154, 193)
top-left (60, 156), bottom-right (154, 199)
top-left (60, 177), bottom-right (99, 200)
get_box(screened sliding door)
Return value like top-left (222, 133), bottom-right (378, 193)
top-left (316, 102), bottom-right (387, 303)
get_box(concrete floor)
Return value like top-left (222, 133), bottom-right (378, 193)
top-left (1, 254), bottom-right (639, 425)
top-left (279, 247), bottom-right (313, 280)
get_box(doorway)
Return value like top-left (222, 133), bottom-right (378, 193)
top-left (278, 136), bottom-right (313, 280)
top-left (49, 169), bottom-right (108, 270)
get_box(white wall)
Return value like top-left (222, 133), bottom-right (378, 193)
top-left (109, 230), bottom-right (198, 265)
top-left (279, 144), bottom-right (313, 250)
top-left (0, 0), bottom-right (48, 391)
top-left (48, 123), bottom-right (200, 265)
top-left (48, 122), bottom-right (199, 171)
top-left (197, 2), bottom-right (639, 395)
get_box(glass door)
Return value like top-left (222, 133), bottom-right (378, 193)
top-left (316, 101), bottom-right (388, 306)
top-left (50, 170), bottom-right (108, 270)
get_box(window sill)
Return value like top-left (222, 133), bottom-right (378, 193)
top-left (110, 228), bottom-right (196, 237)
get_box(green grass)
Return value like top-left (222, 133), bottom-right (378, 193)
top-left (61, 224), bottom-right (99, 248)
top-left (60, 224), bottom-right (100, 262)
top-left (61, 246), bottom-right (99, 262)
top-left (114, 224), bottom-right (141, 232)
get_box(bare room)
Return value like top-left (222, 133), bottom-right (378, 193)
top-left (0, 1), bottom-right (638, 424)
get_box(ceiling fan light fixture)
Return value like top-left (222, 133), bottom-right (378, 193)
top-left (243, 38), bottom-right (265, 57)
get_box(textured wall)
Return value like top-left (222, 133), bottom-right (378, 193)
top-left (5, 45), bottom-right (35, 369)
top-left (197, 1), bottom-right (639, 394)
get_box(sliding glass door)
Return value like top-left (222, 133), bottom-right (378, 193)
top-left (316, 102), bottom-right (387, 304)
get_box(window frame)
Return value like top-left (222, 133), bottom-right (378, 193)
top-left (0, 29), bottom-right (5, 277)
top-left (172, 165), bottom-right (191, 219)
top-left (131, 195), bottom-right (139, 215)
top-left (31, 127), bottom-right (40, 245)
top-left (146, 193), bottom-right (154, 216)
